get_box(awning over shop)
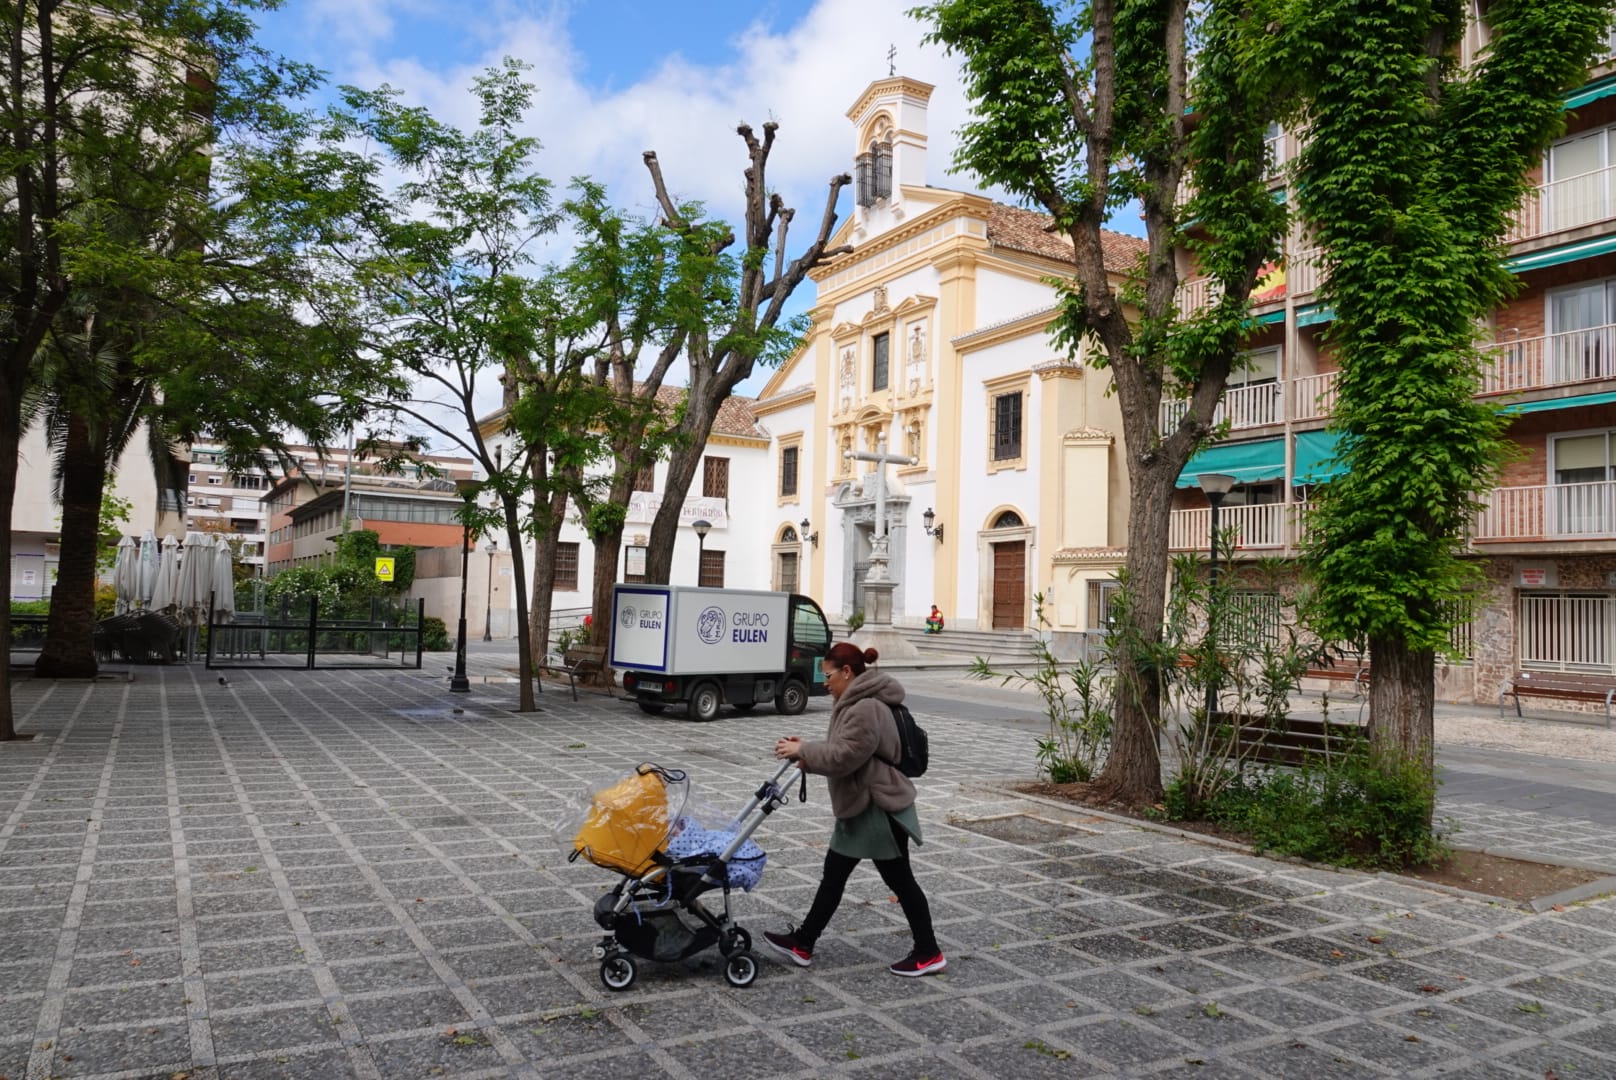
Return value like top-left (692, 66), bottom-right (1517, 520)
top-left (1502, 390), bottom-right (1616, 415)
top-left (1507, 235), bottom-right (1616, 274)
top-left (1293, 429), bottom-right (1349, 484)
top-left (1565, 75), bottom-right (1616, 111)
top-left (1296, 303), bottom-right (1334, 327)
top-left (1175, 437), bottom-right (1287, 489)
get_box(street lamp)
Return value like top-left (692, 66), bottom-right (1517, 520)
top-left (922, 506), bottom-right (944, 543)
top-left (450, 479), bottom-right (478, 693)
top-left (1197, 472), bottom-right (1236, 720)
top-left (691, 519), bottom-right (712, 584)
top-left (482, 538), bottom-right (498, 642)
top-left (799, 518), bottom-right (818, 549)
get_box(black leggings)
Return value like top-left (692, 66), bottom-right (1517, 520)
top-left (796, 816), bottom-right (938, 956)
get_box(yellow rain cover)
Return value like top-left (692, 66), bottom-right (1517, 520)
top-left (572, 768), bottom-right (671, 876)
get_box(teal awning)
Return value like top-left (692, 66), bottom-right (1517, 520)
top-left (1502, 390), bottom-right (1616, 415)
top-left (1508, 235), bottom-right (1616, 273)
top-left (1296, 303), bottom-right (1334, 327)
top-left (1255, 309), bottom-right (1286, 325)
top-left (1294, 429), bottom-right (1348, 484)
top-left (1565, 75), bottom-right (1616, 111)
top-left (1176, 437), bottom-right (1287, 489)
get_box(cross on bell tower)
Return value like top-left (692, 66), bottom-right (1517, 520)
top-left (887, 44), bottom-right (896, 77)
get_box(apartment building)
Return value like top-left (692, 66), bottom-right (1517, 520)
top-left (1168, 19), bottom-right (1616, 708)
top-left (262, 448), bottom-right (476, 574)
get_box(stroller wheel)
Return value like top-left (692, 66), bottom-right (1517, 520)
top-left (724, 950), bottom-right (758, 988)
top-left (721, 927), bottom-right (752, 956)
top-left (600, 954), bottom-right (637, 991)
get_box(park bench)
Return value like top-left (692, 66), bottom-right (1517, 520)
top-left (544, 644), bottom-right (610, 702)
top-left (1499, 670), bottom-right (1616, 729)
top-left (1211, 713), bottom-right (1369, 769)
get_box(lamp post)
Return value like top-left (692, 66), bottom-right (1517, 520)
top-left (482, 539), bottom-right (498, 642)
top-left (1197, 473), bottom-right (1236, 720)
top-left (691, 519), bottom-right (712, 585)
top-left (450, 480), bottom-right (478, 693)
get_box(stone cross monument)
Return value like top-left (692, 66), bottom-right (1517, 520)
top-left (844, 431), bottom-right (916, 625)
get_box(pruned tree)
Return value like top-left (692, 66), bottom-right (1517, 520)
top-left (918, 0), bottom-right (1285, 805)
top-left (0, 0), bottom-right (333, 738)
top-left (639, 124), bottom-right (853, 585)
top-left (1265, 0), bottom-right (1611, 784)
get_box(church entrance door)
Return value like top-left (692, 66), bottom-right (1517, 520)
top-left (991, 542), bottom-right (1026, 629)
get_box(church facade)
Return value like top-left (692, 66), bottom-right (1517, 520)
top-left (753, 77), bottom-right (1146, 646)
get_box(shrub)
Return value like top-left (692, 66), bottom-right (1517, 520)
top-left (970, 593), bottom-right (1111, 783)
top-left (10, 600), bottom-right (50, 616)
top-left (1169, 749), bottom-right (1444, 870)
top-left (846, 609), bottom-right (865, 633)
top-left (420, 617), bottom-right (450, 651)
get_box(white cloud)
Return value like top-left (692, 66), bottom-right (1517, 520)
top-left (273, 0), bottom-right (994, 436)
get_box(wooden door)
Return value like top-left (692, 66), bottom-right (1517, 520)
top-left (991, 542), bottom-right (1025, 628)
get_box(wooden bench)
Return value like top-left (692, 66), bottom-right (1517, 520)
top-left (1499, 671), bottom-right (1616, 728)
top-left (1212, 713), bottom-right (1369, 768)
top-left (1300, 663), bottom-right (1370, 699)
top-left (544, 645), bottom-right (610, 702)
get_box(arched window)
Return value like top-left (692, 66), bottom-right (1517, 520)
top-left (993, 510), bottom-right (1024, 529)
top-left (780, 525), bottom-right (799, 544)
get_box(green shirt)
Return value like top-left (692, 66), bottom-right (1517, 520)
top-left (829, 800), bottom-right (922, 860)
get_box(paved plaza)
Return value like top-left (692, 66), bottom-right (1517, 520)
top-left (2, 656), bottom-right (1615, 1079)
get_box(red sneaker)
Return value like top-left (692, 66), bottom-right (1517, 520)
top-left (763, 929), bottom-right (813, 968)
top-left (890, 950), bottom-right (947, 977)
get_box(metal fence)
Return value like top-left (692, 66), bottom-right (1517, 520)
top-left (206, 595), bottom-right (426, 671)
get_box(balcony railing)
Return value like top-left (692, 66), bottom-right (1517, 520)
top-left (1481, 323), bottom-right (1616, 394)
top-left (1507, 163), bottom-right (1616, 243)
top-left (1160, 380), bottom-right (1284, 432)
top-left (1168, 503), bottom-right (1294, 552)
top-left (1292, 371), bottom-right (1340, 421)
top-left (1475, 481), bottom-right (1616, 541)
top-left (1177, 276), bottom-right (1223, 317)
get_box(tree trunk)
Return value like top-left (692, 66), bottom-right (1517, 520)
top-left (589, 524), bottom-right (625, 648)
top-left (35, 412), bottom-right (104, 678)
top-left (499, 493), bottom-right (535, 713)
top-left (644, 387), bottom-right (722, 584)
top-left (0, 402), bottom-right (20, 740)
top-left (1367, 635), bottom-right (1436, 780)
top-left (527, 491), bottom-right (567, 661)
top-left (1090, 461), bottom-right (1176, 806)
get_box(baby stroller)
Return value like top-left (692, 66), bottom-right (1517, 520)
top-left (568, 760), bottom-right (800, 990)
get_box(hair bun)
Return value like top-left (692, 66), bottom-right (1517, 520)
top-left (862, 647), bottom-right (879, 664)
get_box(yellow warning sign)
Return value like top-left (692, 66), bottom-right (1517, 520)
top-left (375, 557), bottom-right (395, 582)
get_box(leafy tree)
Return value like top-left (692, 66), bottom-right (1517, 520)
top-left (638, 125), bottom-right (853, 585)
top-left (306, 60), bottom-right (568, 712)
top-left (1262, 0), bottom-right (1611, 784)
top-left (918, 0), bottom-right (1285, 805)
top-left (0, 0), bottom-right (343, 738)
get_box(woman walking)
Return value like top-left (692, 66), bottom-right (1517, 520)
top-left (764, 643), bottom-right (945, 976)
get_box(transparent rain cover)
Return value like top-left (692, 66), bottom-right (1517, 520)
top-left (567, 764), bottom-right (690, 877)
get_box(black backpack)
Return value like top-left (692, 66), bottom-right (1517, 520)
top-left (877, 703), bottom-right (929, 778)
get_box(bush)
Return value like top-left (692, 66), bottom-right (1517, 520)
top-left (846, 609), bottom-right (865, 633)
top-left (421, 617), bottom-right (450, 651)
top-left (1167, 749), bottom-right (1444, 870)
top-left (10, 600), bottom-right (50, 616)
top-left (94, 584), bottom-right (117, 621)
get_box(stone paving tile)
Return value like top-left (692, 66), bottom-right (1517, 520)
top-left (2, 663), bottom-right (1615, 1078)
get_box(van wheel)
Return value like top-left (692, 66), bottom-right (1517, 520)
top-left (774, 679), bottom-right (808, 716)
top-left (636, 701), bottom-right (666, 715)
top-left (688, 682), bottom-right (722, 722)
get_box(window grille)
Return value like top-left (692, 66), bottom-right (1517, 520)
top-left (703, 456), bottom-right (730, 500)
top-left (1518, 591), bottom-right (1614, 672)
top-left (554, 542), bottom-right (579, 590)
top-left (698, 550), bottom-right (726, 588)
top-left (993, 392), bottom-right (1023, 460)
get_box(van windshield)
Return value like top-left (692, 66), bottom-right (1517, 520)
top-left (789, 599), bottom-right (831, 655)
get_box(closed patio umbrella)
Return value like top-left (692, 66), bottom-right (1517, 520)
top-left (137, 530), bottom-right (159, 608)
top-left (210, 540), bottom-right (235, 623)
top-left (174, 532), bottom-right (211, 626)
top-left (111, 536), bottom-right (137, 614)
top-left (149, 533), bottom-right (180, 612)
